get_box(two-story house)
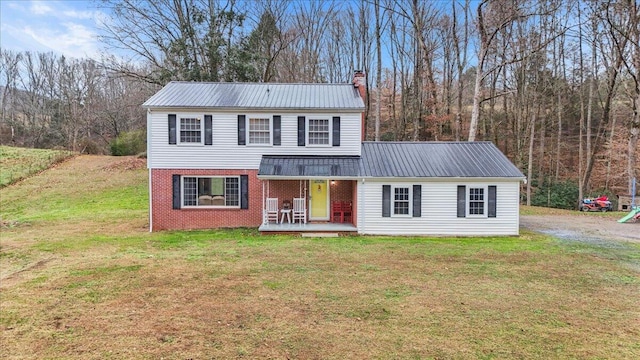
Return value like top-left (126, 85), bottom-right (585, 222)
top-left (143, 72), bottom-right (525, 235)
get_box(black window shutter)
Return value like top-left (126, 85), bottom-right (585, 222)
top-left (382, 185), bottom-right (391, 217)
top-left (240, 175), bottom-right (249, 209)
top-left (332, 116), bottom-right (341, 146)
top-left (273, 115), bottom-right (281, 146)
top-left (168, 114), bottom-right (177, 145)
top-left (457, 185), bottom-right (466, 218)
top-left (172, 175), bottom-right (181, 209)
top-left (298, 116), bottom-right (306, 146)
top-left (413, 185), bottom-right (422, 217)
top-left (238, 115), bottom-right (246, 145)
top-left (204, 115), bottom-right (213, 145)
top-left (488, 185), bottom-right (497, 218)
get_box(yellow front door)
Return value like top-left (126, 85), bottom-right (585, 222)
top-left (310, 180), bottom-right (329, 220)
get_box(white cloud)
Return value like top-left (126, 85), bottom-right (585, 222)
top-left (23, 22), bottom-right (99, 59)
top-left (30, 1), bottom-right (53, 15)
top-left (0, 1), bottom-right (105, 60)
top-left (63, 9), bottom-right (96, 20)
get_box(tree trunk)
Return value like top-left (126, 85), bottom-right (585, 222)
top-left (374, 0), bottom-right (382, 141)
top-left (526, 111), bottom-right (536, 206)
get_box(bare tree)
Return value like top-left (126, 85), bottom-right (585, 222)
top-left (468, 0), bottom-right (561, 141)
top-left (452, 0), bottom-right (470, 141)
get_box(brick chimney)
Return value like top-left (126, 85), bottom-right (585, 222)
top-left (353, 70), bottom-right (366, 101)
top-left (353, 70), bottom-right (366, 141)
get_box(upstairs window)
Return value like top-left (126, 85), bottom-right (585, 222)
top-left (248, 118), bottom-right (271, 145)
top-left (180, 117), bottom-right (202, 144)
top-left (308, 118), bottom-right (330, 145)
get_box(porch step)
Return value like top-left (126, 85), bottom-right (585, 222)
top-left (301, 232), bottom-right (340, 238)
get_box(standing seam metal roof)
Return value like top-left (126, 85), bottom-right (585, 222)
top-left (142, 81), bottom-right (365, 109)
top-left (259, 156), bottom-right (360, 177)
top-left (359, 142), bottom-right (525, 178)
top-left (257, 142), bottom-right (524, 178)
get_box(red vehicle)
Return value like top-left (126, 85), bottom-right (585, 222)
top-left (579, 196), bottom-right (613, 212)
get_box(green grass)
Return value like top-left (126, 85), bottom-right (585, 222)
top-left (1, 154), bottom-right (639, 359)
top-left (0, 145), bottom-right (74, 188)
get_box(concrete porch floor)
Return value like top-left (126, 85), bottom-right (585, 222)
top-left (258, 221), bottom-right (357, 233)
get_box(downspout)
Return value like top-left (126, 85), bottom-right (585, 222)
top-left (360, 178), bottom-right (365, 234)
top-left (147, 108), bottom-right (153, 232)
top-left (148, 169), bottom-right (153, 232)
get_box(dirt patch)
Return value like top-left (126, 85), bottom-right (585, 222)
top-left (100, 157), bottom-right (146, 171)
top-left (521, 213), bottom-right (640, 243)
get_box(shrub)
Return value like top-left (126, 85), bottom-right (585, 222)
top-left (531, 179), bottom-right (579, 210)
top-left (110, 130), bottom-right (146, 156)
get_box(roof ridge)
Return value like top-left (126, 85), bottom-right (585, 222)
top-left (167, 81), bottom-right (354, 86)
top-left (362, 141), bottom-right (494, 144)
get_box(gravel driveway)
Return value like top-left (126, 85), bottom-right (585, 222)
top-left (521, 213), bottom-right (640, 243)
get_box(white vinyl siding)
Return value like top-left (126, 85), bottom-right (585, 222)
top-left (358, 179), bottom-right (520, 236)
top-left (148, 110), bottom-right (361, 169)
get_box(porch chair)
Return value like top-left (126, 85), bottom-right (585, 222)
top-left (264, 197), bottom-right (279, 224)
top-left (331, 201), bottom-right (343, 223)
top-left (342, 201), bottom-right (353, 223)
top-left (292, 197), bottom-right (307, 224)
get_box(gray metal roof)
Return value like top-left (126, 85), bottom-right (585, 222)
top-left (258, 142), bottom-right (523, 179)
top-left (259, 156), bottom-right (360, 178)
top-left (143, 81), bottom-right (365, 110)
top-left (359, 142), bottom-right (525, 178)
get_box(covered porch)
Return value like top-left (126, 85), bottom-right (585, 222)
top-left (257, 155), bottom-right (359, 234)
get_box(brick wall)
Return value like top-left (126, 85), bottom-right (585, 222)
top-left (151, 169), bottom-right (262, 231)
top-left (330, 180), bottom-right (353, 203)
top-left (151, 172), bottom-right (358, 230)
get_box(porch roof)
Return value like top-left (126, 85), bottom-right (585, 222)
top-left (258, 155), bottom-right (360, 179)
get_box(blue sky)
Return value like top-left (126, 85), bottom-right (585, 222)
top-left (1, 0), bottom-right (104, 59)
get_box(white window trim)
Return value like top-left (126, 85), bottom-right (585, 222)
top-left (467, 186), bottom-right (487, 217)
top-left (181, 175), bottom-right (241, 209)
top-left (246, 115), bottom-right (273, 146)
top-left (306, 117), bottom-right (332, 147)
top-left (177, 115), bottom-right (204, 146)
top-left (392, 185), bottom-right (412, 217)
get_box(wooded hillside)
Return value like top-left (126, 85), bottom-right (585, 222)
top-left (0, 0), bottom-right (638, 203)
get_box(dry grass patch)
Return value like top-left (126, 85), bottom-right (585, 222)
top-left (521, 204), bottom-right (621, 219)
top-left (0, 146), bottom-right (74, 188)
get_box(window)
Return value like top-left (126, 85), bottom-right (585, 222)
top-left (248, 118), bottom-right (271, 144)
top-left (308, 118), bottom-right (330, 145)
top-left (468, 187), bottom-right (485, 215)
top-left (393, 186), bottom-right (410, 215)
top-left (182, 176), bottom-right (240, 207)
top-left (383, 185), bottom-right (421, 218)
top-left (180, 117), bottom-right (202, 143)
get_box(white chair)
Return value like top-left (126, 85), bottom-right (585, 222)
top-left (264, 198), bottom-right (279, 224)
top-left (292, 197), bottom-right (307, 224)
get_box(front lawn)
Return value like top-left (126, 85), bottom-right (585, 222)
top-left (1, 155), bottom-right (638, 359)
